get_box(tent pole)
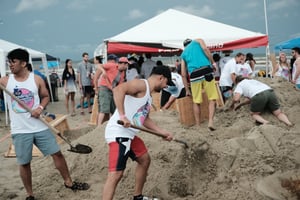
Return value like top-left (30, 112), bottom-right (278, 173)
top-left (264, 0), bottom-right (271, 77)
top-left (42, 55), bottom-right (54, 102)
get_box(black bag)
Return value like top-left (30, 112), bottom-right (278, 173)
top-left (190, 66), bottom-right (214, 82)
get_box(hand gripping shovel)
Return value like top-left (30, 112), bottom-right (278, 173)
top-left (0, 84), bottom-right (92, 154)
top-left (117, 120), bottom-right (188, 148)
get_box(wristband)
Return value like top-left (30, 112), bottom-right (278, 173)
top-left (38, 105), bottom-right (44, 110)
top-left (119, 114), bottom-right (126, 119)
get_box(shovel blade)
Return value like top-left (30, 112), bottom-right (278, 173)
top-left (67, 144), bottom-right (92, 154)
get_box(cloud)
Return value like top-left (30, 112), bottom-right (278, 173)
top-left (15, 0), bottom-right (58, 13)
top-left (268, 0), bottom-right (297, 11)
top-left (29, 20), bottom-right (45, 26)
top-left (174, 5), bottom-right (215, 17)
top-left (127, 9), bottom-right (144, 19)
top-left (66, 0), bottom-right (95, 11)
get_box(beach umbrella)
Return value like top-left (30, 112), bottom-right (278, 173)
top-left (274, 37), bottom-right (300, 50)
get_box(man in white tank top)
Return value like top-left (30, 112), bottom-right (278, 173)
top-left (102, 65), bottom-right (174, 200)
top-left (0, 49), bottom-right (89, 200)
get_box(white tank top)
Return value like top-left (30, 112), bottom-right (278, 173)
top-left (292, 57), bottom-right (300, 84)
top-left (6, 73), bottom-right (48, 134)
top-left (105, 79), bottom-right (152, 142)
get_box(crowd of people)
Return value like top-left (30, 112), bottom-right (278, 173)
top-left (0, 44), bottom-right (298, 200)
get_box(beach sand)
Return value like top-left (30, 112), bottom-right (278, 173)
top-left (1, 77), bottom-right (300, 200)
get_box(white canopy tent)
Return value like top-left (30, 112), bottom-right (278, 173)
top-left (95, 9), bottom-right (268, 57)
top-left (0, 39), bottom-right (53, 124)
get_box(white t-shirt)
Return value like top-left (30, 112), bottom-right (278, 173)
top-left (219, 58), bottom-right (237, 87)
top-left (234, 79), bottom-right (271, 98)
top-left (163, 72), bottom-right (184, 98)
top-left (219, 56), bottom-right (232, 73)
top-left (235, 63), bottom-right (252, 77)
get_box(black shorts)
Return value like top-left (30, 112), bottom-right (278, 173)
top-left (82, 86), bottom-right (93, 97)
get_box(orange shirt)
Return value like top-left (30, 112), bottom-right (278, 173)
top-left (99, 62), bottom-right (125, 89)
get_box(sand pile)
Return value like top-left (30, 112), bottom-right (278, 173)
top-left (1, 77), bottom-right (300, 200)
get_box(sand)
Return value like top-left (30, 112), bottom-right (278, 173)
top-left (1, 77), bottom-right (300, 200)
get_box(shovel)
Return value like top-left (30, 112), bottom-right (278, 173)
top-left (0, 83), bottom-right (92, 154)
top-left (117, 120), bottom-right (189, 148)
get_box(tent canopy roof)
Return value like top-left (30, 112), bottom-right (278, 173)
top-left (274, 37), bottom-right (300, 51)
top-left (0, 39), bottom-right (45, 58)
top-left (104, 9), bottom-right (268, 51)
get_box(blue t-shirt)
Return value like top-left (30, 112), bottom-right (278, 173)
top-left (181, 40), bottom-right (210, 74)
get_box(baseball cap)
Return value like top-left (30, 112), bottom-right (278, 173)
top-left (118, 57), bottom-right (129, 63)
top-left (151, 65), bottom-right (174, 86)
top-left (183, 38), bottom-right (192, 47)
top-left (107, 54), bottom-right (118, 61)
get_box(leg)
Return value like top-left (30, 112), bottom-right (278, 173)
top-left (19, 163), bottom-right (34, 197)
top-left (65, 94), bottom-right (70, 114)
top-left (86, 93), bottom-right (92, 113)
top-left (51, 151), bottom-right (72, 186)
top-left (97, 112), bottom-right (109, 125)
top-left (134, 153), bottom-right (151, 196)
top-left (80, 96), bottom-right (85, 114)
top-left (272, 109), bottom-right (293, 126)
top-left (70, 92), bottom-right (76, 115)
top-left (251, 112), bottom-right (269, 124)
top-left (208, 100), bottom-right (216, 128)
top-left (193, 103), bottom-right (201, 126)
top-left (102, 171), bottom-right (124, 200)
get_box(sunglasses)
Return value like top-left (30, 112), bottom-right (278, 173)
top-left (119, 62), bottom-right (128, 64)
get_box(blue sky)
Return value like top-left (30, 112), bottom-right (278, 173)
top-left (0, 0), bottom-right (299, 61)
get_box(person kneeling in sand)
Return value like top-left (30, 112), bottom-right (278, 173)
top-left (229, 75), bottom-right (293, 126)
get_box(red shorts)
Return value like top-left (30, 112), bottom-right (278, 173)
top-left (108, 136), bottom-right (147, 172)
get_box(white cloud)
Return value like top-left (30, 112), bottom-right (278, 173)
top-left (268, 0), bottom-right (297, 11)
top-left (127, 9), bottom-right (144, 19)
top-left (29, 20), bottom-right (45, 26)
top-left (66, 0), bottom-right (95, 11)
top-left (245, 2), bottom-right (258, 9)
top-left (174, 5), bottom-right (215, 17)
top-left (15, 0), bottom-right (58, 13)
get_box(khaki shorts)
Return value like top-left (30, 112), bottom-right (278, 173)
top-left (250, 89), bottom-right (280, 112)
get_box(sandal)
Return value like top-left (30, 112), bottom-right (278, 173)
top-left (65, 181), bottom-right (90, 191)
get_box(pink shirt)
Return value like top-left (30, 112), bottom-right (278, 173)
top-left (99, 62), bottom-right (125, 89)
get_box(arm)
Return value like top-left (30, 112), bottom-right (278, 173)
top-left (197, 39), bottom-right (216, 70)
top-left (32, 75), bottom-right (50, 118)
top-left (143, 117), bottom-right (173, 141)
top-left (93, 64), bottom-right (104, 93)
top-left (272, 63), bottom-right (279, 77)
top-left (180, 60), bottom-right (191, 96)
top-left (229, 92), bottom-right (250, 110)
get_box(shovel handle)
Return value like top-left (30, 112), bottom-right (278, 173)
top-left (117, 120), bottom-right (167, 138)
top-left (117, 120), bottom-right (188, 148)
